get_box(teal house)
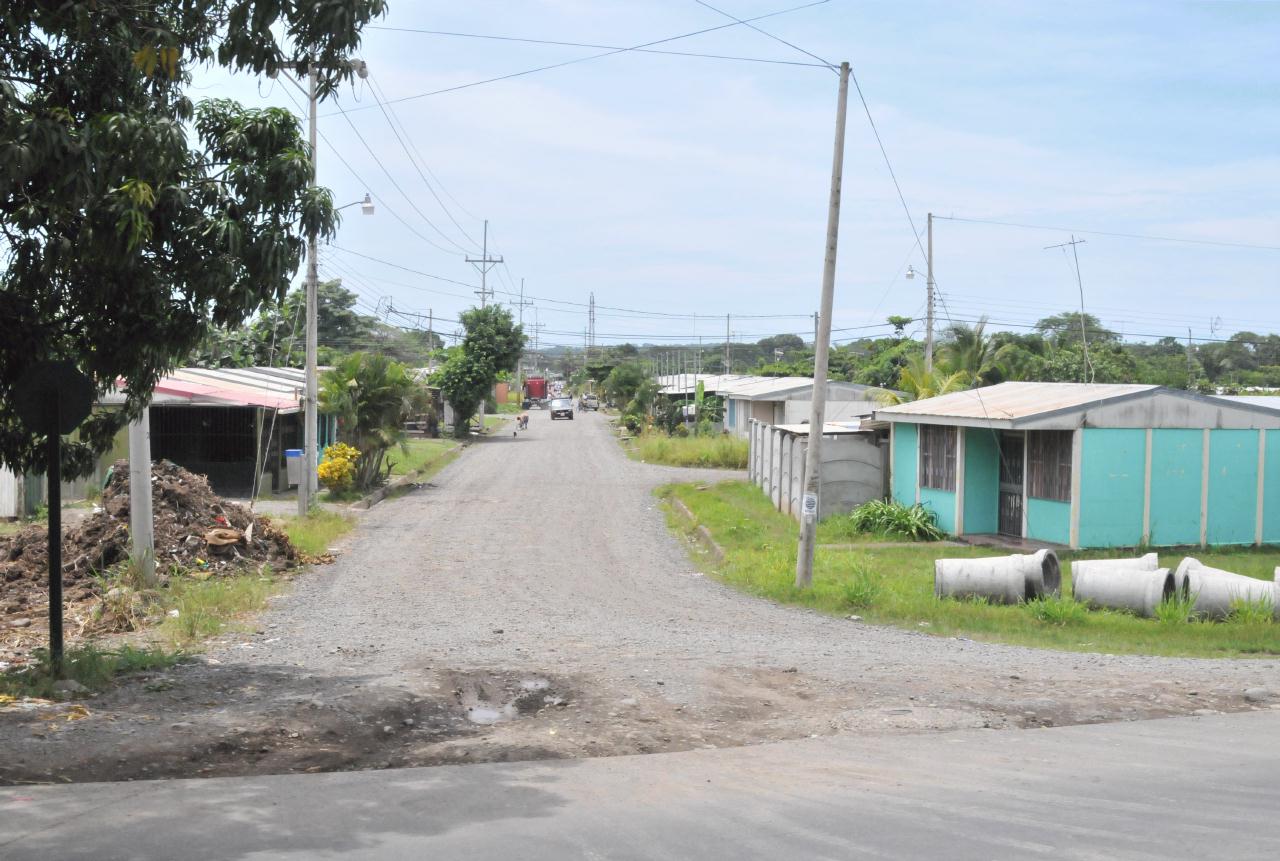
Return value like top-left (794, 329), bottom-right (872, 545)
top-left (875, 382), bottom-right (1280, 549)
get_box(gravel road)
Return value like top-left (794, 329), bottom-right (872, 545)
top-left (4, 409), bottom-right (1278, 783)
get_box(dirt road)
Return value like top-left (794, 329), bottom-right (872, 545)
top-left (3, 410), bottom-right (1278, 783)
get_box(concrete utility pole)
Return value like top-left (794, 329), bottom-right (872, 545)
top-left (297, 57), bottom-right (369, 516)
top-left (466, 220), bottom-right (503, 432)
top-left (724, 314), bottom-right (731, 374)
top-left (128, 407), bottom-right (156, 585)
top-left (300, 68), bottom-right (320, 517)
top-left (588, 293), bottom-right (596, 362)
top-left (795, 61), bottom-right (851, 590)
top-left (924, 212), bottom-right (936, 374)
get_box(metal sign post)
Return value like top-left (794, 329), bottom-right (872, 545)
top-left (13, 361), bottom-right (95, 675)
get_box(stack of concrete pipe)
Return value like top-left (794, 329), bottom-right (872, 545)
top-left (1067, 554), bottom-right (1278, 619)
top-left (934, 549), bottom-right (1061, 604)
top-left (1071, 553), bottom-right (1174, 618)
top-left (1173, 558), bottom-right (1279, 620)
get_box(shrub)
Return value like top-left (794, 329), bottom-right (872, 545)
top-left (318, 442), bottom-right (359, 493)
top-left (1228, 597), bottom-right (1275, 625)
top-left (1155, 592), bottom-right (1196, 624)
top-left (846, 500), bottom-right (945, 541)
top-left (1025, 594), bottom-right (1089, 625)
top-left (840, 563), bottom-right (883, 609)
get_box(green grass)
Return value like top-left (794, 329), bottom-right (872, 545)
top-left (156, 572), bottom-right (282, 649)
top-left (0, 644), bottom-right (180, 699)
top-left (497, 401), bottom-right (524, 414)
top-left (277, 509), bottom-right (355, 556)
top-left (0, 520), bottom-right (21, 538)
top-left (628, 432), bottom-right (749, 469)
top-left (388, 438), bottom-right (456, 476)
top-left (661, 480), bottom-right (1280, 658)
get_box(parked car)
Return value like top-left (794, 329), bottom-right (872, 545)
top-left (549, 398), bottom-right (574, 420)
top-left (581, 394), bottom-right (599, 411)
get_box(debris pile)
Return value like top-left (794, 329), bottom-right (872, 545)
top-left (1, 460), bottom-right (300, 621)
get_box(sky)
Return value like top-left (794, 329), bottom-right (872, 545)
top-left (195, 0), bottom-right (1280, 352)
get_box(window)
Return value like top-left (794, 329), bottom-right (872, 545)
top-left (1027, 430), bottom-right (1073, 501)
top-left (919, 425), bottom-right (957, 491)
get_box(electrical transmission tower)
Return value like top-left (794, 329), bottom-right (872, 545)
top-left (465, 219), bottom-right (503, 307)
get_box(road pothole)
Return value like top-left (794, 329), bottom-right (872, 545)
top-left (448, 672), bottom-right (570, 725)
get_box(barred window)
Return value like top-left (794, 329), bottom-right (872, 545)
top-left (1027, 430), bottom-right (1073, 502)
top-left (919, 425), bottom-right (957, 491)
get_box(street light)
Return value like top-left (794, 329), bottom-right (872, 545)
top-left (277, 59), bottom-right (370, 516)
top-left (337, 193), bottom-right (375, 216)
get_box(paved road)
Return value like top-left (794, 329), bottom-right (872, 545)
top-left (3, 710), bottom-right (1278, 860)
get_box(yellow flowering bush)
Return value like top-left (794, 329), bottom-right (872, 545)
top-left (317, 442), bottom-right (359, 493)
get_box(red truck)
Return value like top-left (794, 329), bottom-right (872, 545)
top-left (522, 376), bottom-right (548, 408)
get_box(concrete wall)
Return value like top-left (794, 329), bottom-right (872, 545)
top-left (890, 422), bottom-right (918, 507)
top-left (920, 487), bottom-right (956, 534)
top-left (782, 400), bottom-right (877, 425)
top-left (1265, 430), bottom-right (1280, 544)
top-left (1027, 498), bottom-right (1071, 545)
top-left (1078, 429), bottom-right (1146, 548)
top-left (1149, 429), bottom-right (1203, 546)
top-left (748, 420), bottom-right (883, 521)
top-left (962, 428), bottom-right (1000, 535)
top-left (893, 419), bottom-right (1280, 548)
top-left (1207, 429), bottom-right (1258, 546)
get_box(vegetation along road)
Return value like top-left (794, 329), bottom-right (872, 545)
top-left (3, 410), bottom-right (1278, 783)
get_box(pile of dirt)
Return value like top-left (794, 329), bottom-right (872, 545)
top-left (0, 460), bottom-right (300, 620)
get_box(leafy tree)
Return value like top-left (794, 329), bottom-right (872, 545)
top-left (602, 362), bottom-right (647, 406)
top-left (434, 306), bottom-right (523, 437)
top-left (320, 353), bottom-right (428, 490)
top-left (886, 315), bottom-right (914, 339)
top-left (1035, 312), bottom-right (1118, 348)
top-left (0, 0), bottom-right (386, 477)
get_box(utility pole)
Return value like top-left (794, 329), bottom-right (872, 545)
top-left (466, 219), bottom-right (503, 433)
top-left (796, 61), bottom-right (851, 590)
top-left (1187, 328), bottom-right (1195, 389)
top-left (513, 279), bottom-right (533, 383)
top-left (466, 219), bottom-right (503, 307)
top-left (588, 293), bottom-right (596, 362)
top-left (924, 212), bottom-right (936, 374)
top-left (128, 407), bottom-right (156, 586)
top-left (724, 314), bottom-right (731, 374)
top-left (813, 311), bottom-right (819, 348)
top-left (300, 68), bottom-right (320, 517)
top-left (1045, 235), bottom-right (1091, 382)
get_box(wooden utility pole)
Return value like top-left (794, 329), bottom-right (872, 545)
top-left (795, 61), bottom-right (851, 589)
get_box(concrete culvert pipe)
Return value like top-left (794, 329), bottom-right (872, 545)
top-left (1071, 553), bottom-right (1159, 601)
top-left (935, 549), bottom-right (1061, 605)
top-left (1182, 560), bottom-right (1278, 620)
top-left (1073, 567), bottom-right (1175, 618)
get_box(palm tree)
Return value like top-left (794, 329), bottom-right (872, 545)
top-left (320, 353), bottom-right (430, 490)
top-left (939, 317), bottom-right (999, 385)
top-left (871, 355), bottom-right (969, 405)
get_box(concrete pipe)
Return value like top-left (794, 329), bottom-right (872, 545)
top-left (935, 549), bottom-right (1061, 605)
top-left (1182, 561), bottom-right (1278, 620)
top-left (1073, 566), bottom-right (1175, 618)
top-left (1071, 553), bottom-right (1159, 600)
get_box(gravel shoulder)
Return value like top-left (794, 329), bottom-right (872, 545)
top-left (3, 410), bottom-right (1278, 784)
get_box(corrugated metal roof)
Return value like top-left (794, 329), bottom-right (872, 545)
top-left (875, 382), bottom-right (1157, 421)
top-left (1217, 395), bottom-right (1280, 411)
top-left (103, 367), bottom-right (308, 413)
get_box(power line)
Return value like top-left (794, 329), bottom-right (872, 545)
top-left (366, 73), bottom-right (482, 251)
top-left (934, 215), bottom-right (1280, 252)
top-left (693, 0), bottom-right (836, 69)
top-left (367, 24), bottom-right (832, 68)
top-left (324, 0), bottom-right (835, 115)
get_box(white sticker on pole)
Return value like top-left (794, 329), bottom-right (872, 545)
top-left (802, 492), bottom-right (818, 521)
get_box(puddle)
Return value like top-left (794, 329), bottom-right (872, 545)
top-left (449, 673), bottom-right (568, 726)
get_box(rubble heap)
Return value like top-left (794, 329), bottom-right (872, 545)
top-left (1, 460), bottom-right (299, 617)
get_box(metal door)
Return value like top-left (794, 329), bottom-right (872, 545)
top-left (998, 432), bottom-right (1025, 537)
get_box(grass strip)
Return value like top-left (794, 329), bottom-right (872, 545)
top-left (661, 480), bottom-right (1280, 658)
top-left (627, 432), bottom-right (749, 469)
